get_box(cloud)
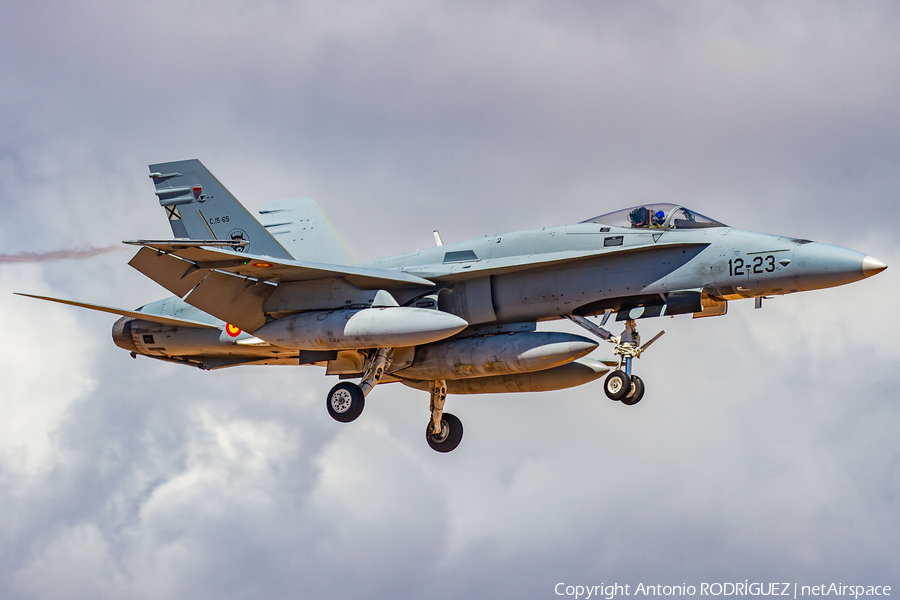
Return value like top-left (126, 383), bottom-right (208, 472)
top-left (0, 265), bottom-right (100, 475)
top-left (1, 1), bottom-right (898, 598)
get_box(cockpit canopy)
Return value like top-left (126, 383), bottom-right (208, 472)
top-left (581, 203), bottom-right (727, 230)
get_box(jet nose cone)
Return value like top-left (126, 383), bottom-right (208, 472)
top-left (793, 243), bottom-right (886, 291)
top-left (862, 256), bottom-right (887, 278)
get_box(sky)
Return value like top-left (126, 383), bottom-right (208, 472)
top-left (1, 1), bottom-right (899, 598)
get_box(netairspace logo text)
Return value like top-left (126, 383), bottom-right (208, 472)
top-left (553, 583), bottom-right (892, 600)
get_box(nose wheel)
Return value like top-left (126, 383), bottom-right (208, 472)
top-left (620, 374), bottom-right (644, 405)
top-left (603, 371), bottom-right (645, 404)
top-left (604, 370), bottom-right (631, 400)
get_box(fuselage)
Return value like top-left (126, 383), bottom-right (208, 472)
top-left (111, 204), bottom-right (886, 372)
top-left (360, 218), bottom-right (883, 324)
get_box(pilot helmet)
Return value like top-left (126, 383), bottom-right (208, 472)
top-left (652, 210), bottom-right (665, 224)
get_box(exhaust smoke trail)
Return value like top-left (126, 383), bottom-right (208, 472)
top-left (0, 246), bottom-right (125, 263)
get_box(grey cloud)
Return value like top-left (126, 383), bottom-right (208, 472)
top-left (1, 1), bottom-right (898, 598)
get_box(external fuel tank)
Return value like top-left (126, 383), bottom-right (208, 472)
top-left (395, 331), bottom-right (598, 380)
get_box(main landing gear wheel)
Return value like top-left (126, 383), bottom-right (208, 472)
top-left (327, 382), bottom-right (365, 423)
top-left (604, 370), bottom-right (631, 401)
top-left (426, 412), bottom-right (463, 453)
top-left (621, 375), bottom-right (644, 406)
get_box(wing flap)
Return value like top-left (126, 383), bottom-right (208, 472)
top-left (183, 271), bottom-right (272, 332)
top-left (128, 247), bottom-right (209, 297)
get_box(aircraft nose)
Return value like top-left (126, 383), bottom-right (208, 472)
top-left (793, 242), bottom-right (885, 291)
top-left (862, 255), bottom-right (888, 278)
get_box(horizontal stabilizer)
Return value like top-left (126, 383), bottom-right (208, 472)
top-left (14, 293), bottom-right (219, 329)
top-left (124, 239), bottom-right (248, 249)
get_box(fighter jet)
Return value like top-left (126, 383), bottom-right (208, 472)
top-left (18, 159), bottom-right (887, 452)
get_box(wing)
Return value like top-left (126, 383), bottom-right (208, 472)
top-left (127, 242), bottom-right (434, 287)
top-left (126, 243), bottom-right (436, 332)
top-left (14, 293), bottom-right (220, 329)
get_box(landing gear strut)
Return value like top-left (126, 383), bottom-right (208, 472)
top-left (425, 379), bottom-right (463, 452)
top-left (325, 348), bottom-right (393, 423)
top-left (565, 314), bottom-right (664, 406)
top-left (603, 319), bottom-right (650, 405)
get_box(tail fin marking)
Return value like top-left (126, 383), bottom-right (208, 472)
top-left (148, 159), bottom-right (293, 260)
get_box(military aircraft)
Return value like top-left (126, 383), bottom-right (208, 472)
top-left (18, 159), bottom-right (887, 452)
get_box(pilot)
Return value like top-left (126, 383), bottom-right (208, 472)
top-left (650, 210), bottom-right (666, 228)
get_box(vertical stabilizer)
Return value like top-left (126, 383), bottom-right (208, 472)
top-left (258, 198), bottom-right (354, 265)
top-left (148, 159), bottom-right (293, 260)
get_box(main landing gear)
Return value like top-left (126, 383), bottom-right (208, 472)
top-left (425, 379), bottom-right (463, 453)
top-left (326, 347), bottom-right (392, 423)
top-left (565, 314), bottom-right (665, 406)
top-left (325, 349), bottom-right (464, 452)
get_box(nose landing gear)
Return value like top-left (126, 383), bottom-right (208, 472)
top-left (565, 314), bottom-right (664, 406)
